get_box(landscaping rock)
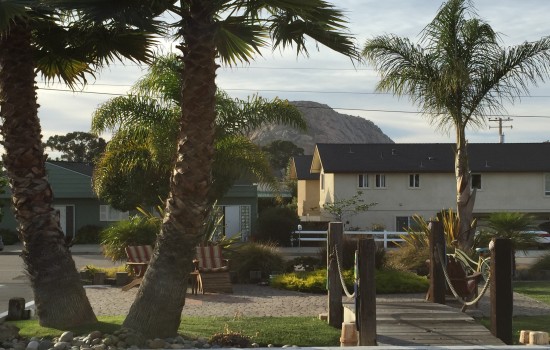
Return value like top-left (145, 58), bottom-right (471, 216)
top-left (0, 322), bottom-right (20, 341)
top-left (25, 341), bottom-right (39, 350)
top-left (58, 333), bottom-right (73, 343)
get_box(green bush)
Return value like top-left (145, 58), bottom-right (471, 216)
top-left (73, 225), bottom-right (103, 244)
top-left (271, 268), bottom-right (428, 294)
top-left (0, 228), bottom-right (19, 245)
top-left (100, 215), bottom-right (159, 261)
top-left (226, 242), bottom-right (285, 282)
top-left (284, 256), bottom-right (323, 272)
top-left (256, 206), bottom-right (299, 246)
top-left (318, 238), bottom-right (387, 270)
top-left (386, 245), bottom-right (430, 275)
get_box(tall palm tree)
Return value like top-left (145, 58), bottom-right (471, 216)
top-left (91, 55), bottom-right (305, 210)
top-left (122, 0), bottom-right (358, 337)
top-left (0, 0), bottom-right (162, 327)
top-left (362, 0), bottom-right (550, 251)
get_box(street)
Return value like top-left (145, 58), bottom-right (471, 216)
top-left (0, 251), bottom-right (122, 314)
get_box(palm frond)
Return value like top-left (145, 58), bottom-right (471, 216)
top-left (215, 16), bottom-right (267, 66)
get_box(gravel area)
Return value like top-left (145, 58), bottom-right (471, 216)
top-left (84, 284), bottom-right (550, 318)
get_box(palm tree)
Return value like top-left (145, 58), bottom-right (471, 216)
top-left (0, 0), bottom-right (161, 327)
top-left (122, 1), bottom-right (358, 337)
top-left (362, 0), bottom-right (550, 251)
top-left (477, 212), bottom-right (537, 275)
top-left (91, 54), bottom-right (305, 210)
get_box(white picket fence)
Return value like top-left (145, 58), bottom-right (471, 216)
top-left (293, 230), bottom-right (407, 248)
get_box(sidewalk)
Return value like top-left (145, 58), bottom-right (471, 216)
top-left (1, 243), bottom-right (103, 255)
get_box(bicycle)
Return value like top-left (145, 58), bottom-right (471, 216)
top-left (451, 245), bottom-right (491, 282)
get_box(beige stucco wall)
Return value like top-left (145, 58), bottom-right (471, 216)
top-left (297, 179), bottom-right (320, 217)
top-left (316, 171), bottom-right (550, 231)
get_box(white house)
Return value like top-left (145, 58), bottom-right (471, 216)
top-left (291, 143), bottom-right (550, 231)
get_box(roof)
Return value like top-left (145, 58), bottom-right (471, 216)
top-left (47, 161), bottom-right (94, 177)
top-left (312, 143), bottom-right (550, 173)
top-left (290, 155), bottom-right (319, 180)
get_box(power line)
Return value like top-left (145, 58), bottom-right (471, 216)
top-left (37, 87), bottom-right (550, 119)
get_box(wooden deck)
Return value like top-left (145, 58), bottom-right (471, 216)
top-left (344, 300), bottom-right (505, 346)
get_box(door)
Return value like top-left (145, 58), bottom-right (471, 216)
top-left (53, 205), bottom-right (75, 237)
top-left (224, 206), bottom-right (240, 239)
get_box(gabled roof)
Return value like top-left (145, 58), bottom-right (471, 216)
top-left (290, 155), bottom-right (319, 180)
top-left (47, 161), bottom-right (94, 177)
top-left (312, 143), bottom-right (550, 173)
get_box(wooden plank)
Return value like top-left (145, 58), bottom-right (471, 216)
top-left (343, 299), bottom-right (505, 346)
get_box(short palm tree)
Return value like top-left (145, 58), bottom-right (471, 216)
top-left (122, 0), bottom-right (358, 337)
top-left (362, 0), bottom-right (550, 251)
top-left (477, 212), bottom-right (537, 275)
top-left (91, 55), bottom-right (305, 210)
top-left (0, 0), bottom-right (161, 327)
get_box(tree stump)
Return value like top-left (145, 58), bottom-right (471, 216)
top-left (529, 331), bottom-right (549, 345)
top-left (6, 298), bottom-right (25, 321)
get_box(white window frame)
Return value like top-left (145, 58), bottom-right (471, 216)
top-left (409, 173), bottom-right (420, 188)
top-left (100, 205), bottom-right (130, 222)
top-left (545, 173), bottom-right (550, 196)
top-left (375, 174), bottom-right (386, 188)
top-left (471, 173), bottom-right (482, 190)
top-left (358, 173), bottom-right (369, 188)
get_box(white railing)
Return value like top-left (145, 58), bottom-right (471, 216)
top-left (292, 230), bottom-right (407, 248)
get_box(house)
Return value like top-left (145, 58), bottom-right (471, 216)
top-left (291, 143), bottom-right (550, 231)
top-left (289, 155), bottom-right (320, 218)
top-left (0, 161), bottom-right (258, 240)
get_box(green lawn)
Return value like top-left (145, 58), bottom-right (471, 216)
top-left (9, 316), bottom-right (341, 347)
top-left (478, 281), bottom-right (550, 344)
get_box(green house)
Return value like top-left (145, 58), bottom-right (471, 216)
top-left (0, 161), bottom-right (258, 240)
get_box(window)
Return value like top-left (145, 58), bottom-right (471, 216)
top-left (471, 174), bottom-right (482, 189)
top-left (545, 173), bottom-right (550, 196)
top-left (321, 173), bottom-right (325, 190)
top-left (396, 216), bottom-right (422, 232)
top-left (100, 205), bottom-right (129, 221)
top-left (358, 174), bottom-right (369, 188)
top-left (409, 174), bottom-right (420, 188)
top-left (375, 174), bottom-right (386, 188)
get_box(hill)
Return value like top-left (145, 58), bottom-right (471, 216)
top-left (249, 101), bottom-right (393, 154)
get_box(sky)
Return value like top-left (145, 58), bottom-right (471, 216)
top-left (36, 0), bottom-right (550, 148)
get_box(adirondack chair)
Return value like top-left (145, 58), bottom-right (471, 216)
top-left (122, 245), bottom-right (153, 291)
top-left (195, 245), bottom-right (233, 293)
top-left (446, 255), bottom-right (483, 312)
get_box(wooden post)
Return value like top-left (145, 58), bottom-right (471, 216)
top-left (327, 222), bottom-right (343, 328)
top-left (428, 220), bottom-right (446, 304)
top-left (358, 238), bottom-right (377, 346)
top-left (490, 238), bottom-right (513, 345)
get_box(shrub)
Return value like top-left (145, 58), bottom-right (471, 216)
top-left (386, 245), bottom-right (430, 276)
top-left (256, 206), bottom-right (299, 246)
top-left (73, 225), bottom-right (103, 244)
top-left (271, 268), bottom-right (428, 294)
top-left (100, 215), bottom-right (160, 261)
top-left (318, 238), bottom-right (387, 270)
top-left (283, 256), bottom-right (323, 273)
top-left (80, 265), bottom-right (128, 279)
top-left (209, 331), bottom-right (251, 348)
top-left (226, 242), bottom-right (285, 282)
top-left (0, 228), bottom-right (19, 245)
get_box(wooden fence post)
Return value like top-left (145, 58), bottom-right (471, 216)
top-left (358, 238), bottom-right (377, 346)
top-left (428, 220), bottom-right (446, 304)
top-left (490, 238), bottom-right (513, 345)
top-left (327, 222), bottom-right (343, 328)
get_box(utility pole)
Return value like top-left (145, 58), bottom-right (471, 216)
top-left (489, 117), bottom-right (513, 143)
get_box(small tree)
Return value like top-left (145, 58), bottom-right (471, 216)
top-left (322, 191), bottom-right (377, 228)
top-left (45, 131), bottom-right (106, 163)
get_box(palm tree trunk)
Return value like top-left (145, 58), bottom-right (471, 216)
top-left (123, 1), bottom-right (218, 338)
top-left (0, 22), bottom-right (97, 328)
top-left (455, 126), bottom-right (476, 251)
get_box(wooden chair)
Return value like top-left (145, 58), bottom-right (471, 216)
top-left (195, 245), bottom-right (233, 293)
top-left (446, 255), bottom-right (483, 312)
top-left (122, 245), bottom-right (153, 291)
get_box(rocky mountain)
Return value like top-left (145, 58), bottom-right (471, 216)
top-left (249, 101), bottom-right (393, 154)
